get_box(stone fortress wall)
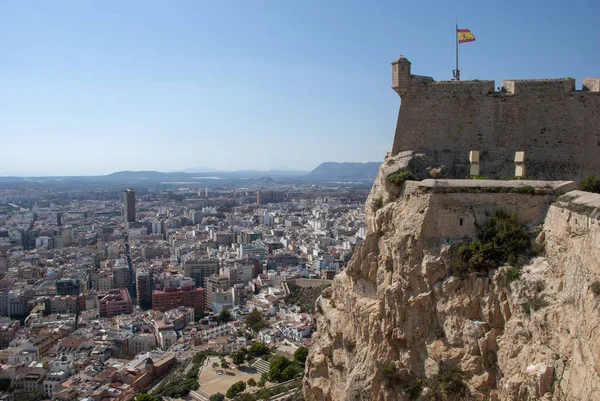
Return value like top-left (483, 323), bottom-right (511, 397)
top-left (414, 180), bottom-right (575, 243)
top-left (390, 56), bottom-right (600, 180)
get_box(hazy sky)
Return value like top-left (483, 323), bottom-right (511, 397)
top-left (1, 1), bottom-right (599, 176)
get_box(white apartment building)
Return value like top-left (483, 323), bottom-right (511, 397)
top-left (97, 273), bottom-right (113, 292)
top-left (127, 333), bottom-right (157, 355)
top-left (44, 370), bottom-right (69, 399)
top-left (157, 330), bottom-right (177, 350)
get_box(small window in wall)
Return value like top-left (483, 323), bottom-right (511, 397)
top-left (459, 218), bottom-right (464, 226)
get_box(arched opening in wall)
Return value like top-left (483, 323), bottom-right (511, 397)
top-left (459, 218), bottom-right (464, 226)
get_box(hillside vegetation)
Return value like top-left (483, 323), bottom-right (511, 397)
top-left (285, 283), bottom-right (331, 313)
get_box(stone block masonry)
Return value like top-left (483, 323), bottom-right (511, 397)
top-left (390, 56), bottom-right (600, 181)
top-left (406, 179), bottom-right (576, 243)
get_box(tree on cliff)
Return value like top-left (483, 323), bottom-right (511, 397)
top-left (452, 210), bottom-right (532, 277)
top-left (294, 346), bottom-right (309, 365)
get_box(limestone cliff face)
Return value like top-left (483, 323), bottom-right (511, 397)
top-left (303, 153), bottom-right (600, 401)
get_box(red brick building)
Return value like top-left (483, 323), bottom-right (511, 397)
top-left (99, 289), bottom-right (133, 318)
top-left (152, 286), bottom-right (204, 314)
top-left (0, 319), bottom-right (19, 348)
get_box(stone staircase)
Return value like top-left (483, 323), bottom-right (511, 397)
top-left (252, 358), bottom-right (271, 374)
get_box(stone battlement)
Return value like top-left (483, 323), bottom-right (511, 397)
top-left (414, 79), bottom-right (495, 94)
top-left (501, 78), bottom-right (575, 94)
top-left (390, 56), bottom-right (600, 181)
top-left (392, 57), bottom-right (599, 97)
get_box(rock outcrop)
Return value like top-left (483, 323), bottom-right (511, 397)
top-left (303, 153), bottom-right (600, 401)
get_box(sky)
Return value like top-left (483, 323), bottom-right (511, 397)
top-left (1, 1), bottom-right (599, 176)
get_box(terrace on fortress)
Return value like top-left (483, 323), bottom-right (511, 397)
top-left (403, 180), bottom-right (577, 243)
top-left (413, 179), bottom-right (576, 194)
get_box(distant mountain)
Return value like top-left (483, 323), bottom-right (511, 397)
top-left (232, 169), bottom-right (308, 177)
top-left (0, 164), bottom-right (378, 186)
top-left (182, 166), bottom-right (218, 173)
top-left (306, 162), bottom-right (380, 180)
top-left (104, 171), bottom-right (184, 179)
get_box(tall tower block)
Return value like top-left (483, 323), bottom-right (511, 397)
top-left (124, 189), bottom-right (136, 223)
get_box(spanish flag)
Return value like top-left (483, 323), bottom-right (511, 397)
top-left (457, 28), bottom-right (475, 44)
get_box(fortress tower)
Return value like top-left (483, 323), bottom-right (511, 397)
top-left (389, 56), bottom-right (600, 181)
top-left (391, 56), bottom-right (412, 97)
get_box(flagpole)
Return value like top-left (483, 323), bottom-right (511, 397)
top-left (455, 23), bottom-right (460, 81)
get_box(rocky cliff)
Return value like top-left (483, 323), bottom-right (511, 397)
top-left (303, 153), bottom-right (600, 401)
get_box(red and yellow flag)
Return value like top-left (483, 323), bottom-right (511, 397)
top-left (457, 28), bottom-right (475, 43)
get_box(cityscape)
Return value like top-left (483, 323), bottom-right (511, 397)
top-left (0, 171), bottom-right (370, 401)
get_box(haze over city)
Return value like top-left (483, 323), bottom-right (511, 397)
top-left (2, 0), bottom-right (599, 176)
top-left (1, 2), bottom-right (600, 401)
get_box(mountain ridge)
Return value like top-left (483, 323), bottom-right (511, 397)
top-left (0, 162), bottom-right (381, 181)
top-left (305, 162), bottom-right (380, 180)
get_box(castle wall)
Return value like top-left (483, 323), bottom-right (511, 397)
top-left (391, 79), bottom-right (600, 180)
top-left (421, 191), bottom-right (555, 243)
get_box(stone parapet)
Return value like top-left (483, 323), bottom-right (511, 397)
top-left (413, 179), bottom-right (576, 194)
top-left (582, 78), bottom-right (600, 92)
top-left (502, 78), bottom-right (575, 94)
top-left (414, 80), bottom-right (495, 94)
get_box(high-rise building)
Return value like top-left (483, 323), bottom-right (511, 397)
top-left (183, 258), bottom-right (219, 288)
top-left (96, 272), bottom-right (114, 291)
top-left (232, 283), bottom-right (248, 306)
top-left (151, 220), bottom-right (164, 235)
top-left (205, 275), bottom-right (230, 312)
top-left (112, 264), bottom-right (132, 289)
top-left (136, 269), bottom-right (153, 308)
top-left (124, 189), bottom-right (136, 223)
top-left (211, 290), bottom-right (233, 313)
top-left (223, 265), bottom-right (254, 286)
